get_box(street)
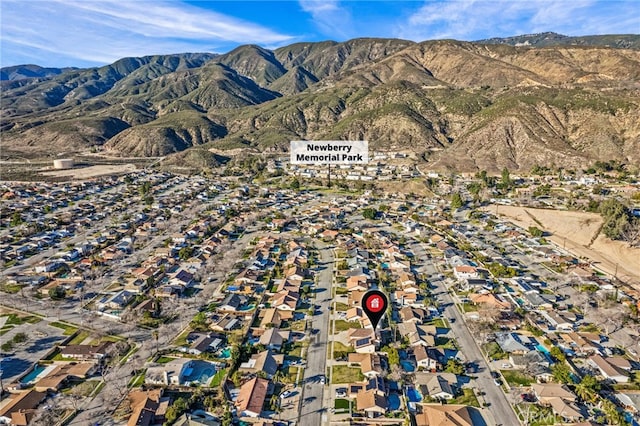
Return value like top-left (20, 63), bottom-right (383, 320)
top-left (298, 242), bottom-right (334, 426)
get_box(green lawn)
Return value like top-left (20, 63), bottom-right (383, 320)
top-left (289, 320), bottom-right (306, 332)
top-left (335, 398), bottom-right (351, 412)
top-left (129, 372), bottom-right (146, 388)
top-left (333, 341), bottom-right (355, 359)
top-left (501, 370), bottom-right (534, 387)
top-left (461, 303), bottom-right (478, 312)
top-left (334, 320), bottom-right (361, 333)
top-left (334, 302), bottom-right (349, 312)
top-left (68, 331), bottom-right (90, 345)
top-left (173, 329), bottom-right (191, 347)
top-left (287, 342), bottom-right (304, 358)
top-left (332, 365), bottom-right (363, 384)
top-left (451, 389), bottom-right (480, 407)
top-left (49, 321), bottom-right (78, 335)
top-left (51, 351), bottom-right (78, 362)
top-left (211, 368), bottom-right (228, 387)
top-left (427, 318), bottom-right (446, 328)
top-left (285, 366), bottom-right (300, 384)
top-left (483, 342), bottom-right (508, 360)
top-left (3, 314), bottom-right (41, 325)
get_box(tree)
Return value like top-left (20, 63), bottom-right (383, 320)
top-left (528, 226), bottom-right (544, 238)
top-left (13, 332), bottom-right (28, 344)
top-left (575, 375), bottom-right (600, 403)
top-left (549, 346), bottom-right (566, 362)
top-left (445, 358), bottom-right (465, 375)
top-left (501, 167), bottom-right (511, 188)
top-left (551, 363), bottom-right (572, 384)
top-left (48, 286), bottom-right (66, 300)
top-left (10, 211), bottom-right (23, 227)
top-left (290, 178), bottom-right (300, 190)
top-left (382, 345), bottom-right (400, 366)
top-left (450, 192), bottom-right (463, 210)
top-left (165, 396), bottom-right (189, 424)
top-left (362, 208), bottom-right (377, 220)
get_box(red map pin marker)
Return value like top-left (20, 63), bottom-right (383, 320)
top-left (361, 289), bottom-right (388, 330)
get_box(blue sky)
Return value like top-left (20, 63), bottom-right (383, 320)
top-left (1, 0), bottom-right (638, 68)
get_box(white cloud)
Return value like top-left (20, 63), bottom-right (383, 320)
top-left (298, 0), bottom-right (353, 39)
top-left (0, 0), bottom-right (295, 66)
top-left (396, 0), bottom-right (640, 41)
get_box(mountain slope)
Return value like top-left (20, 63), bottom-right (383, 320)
top-left (1, 36), bottom-right (639, 171)
top-left (0, 64), bottom-right (78, 81)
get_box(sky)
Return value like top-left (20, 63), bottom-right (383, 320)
top-left (1, 0), bottom-right (639, 68)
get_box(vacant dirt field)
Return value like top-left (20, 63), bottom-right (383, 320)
top-left (41, 164), bottom-right (137, 179)
top-left (487, 205), bottom-right (640, 287)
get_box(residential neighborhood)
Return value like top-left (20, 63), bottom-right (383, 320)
top-left (1, 166), bottom-right (639, 426)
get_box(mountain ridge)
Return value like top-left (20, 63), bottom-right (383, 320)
top-left (1, 35), bottom-right (639, 172)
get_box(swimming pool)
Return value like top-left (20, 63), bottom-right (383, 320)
top-left (406, 387), bottom-right (423, 403)
top-left (401, 361), bottom-right (415, 372)
top-left (387, 394), bottom-right (401, 410)
top-left (20, 365), bottom-right (46, 384)
top-left (219, 348), bottom-right (232, 359)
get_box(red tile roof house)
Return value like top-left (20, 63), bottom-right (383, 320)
top-left (235, 377), bottom-right (270, 418)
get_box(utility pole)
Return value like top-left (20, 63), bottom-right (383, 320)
top-left (327, 164), bottom-right (331, 188)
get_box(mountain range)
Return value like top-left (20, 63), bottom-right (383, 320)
top-left (1, 33), bottom-right (639, 172)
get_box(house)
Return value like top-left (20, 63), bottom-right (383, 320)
top-left (348, 353), bottom-right (382, 378)
top-left (60, 342), bottom-right (112, 360)
top-left (284, 266), bottom-right (306, 281)
top-left (399, 307), bottom-right (428, 323)
top-left (346, 276), bottom-right (368, 292)
top-left (145, 358), bottom-right (195, 386)
top-left (259, 328), bottom-right (290, 351)
top-left (170, 269), bottom-right (195, 287)
top-left (259, 308), bottom-right (292, 328)
top-left (347, 328), bottom-right (376, 353)
top-left (239, 350), bottom-right (281, 378)
top-left (470, 292), bottom-right (511, 310)
top-left (509, 351), bottom-right (549, 369)
top-left (356, 389), bottom-right (387, 418)
top-left (348, 290), bottom-right (366, 307)
top-left (495, 333), bottom-right (530, 354)
top-left (0, 390), bottom-right (46, 426)
top-left (531, 383), bottom-right (577, 404)
top-left (417, 373), bottom-right (457, 400)
top-left (235, 377), bottom-right (270, 418)
top-left (218, 294), bottom-right (248, 312)
top-left (97, 289), bottom-right (135, 310)
top-left (209, 314), bottom-right (240, 332)
top-left (33, 362), bottom-right (95, 392)
top-left (453, 265), bottom-right (479, 280)
top-left (588, 354), bottom-right (630, 383)
top-left (127, 388), bottom-right (170, 426)
top-left (185, 334), bottom-right (222, 355)
top-left (414, 346), bottom-right (438, 371)
top-left (346, 307), bottom-right (366, 323)
top-left (540, 311), bottom-right (575, 331)
top-left (547, 397), bottom-right (585, 422)
top-left (397, 323), bottom-right (437, 347)
top-left (270, 290), bottom-right (299, 311)
top-left (414, 404), bottom-right (475, 426)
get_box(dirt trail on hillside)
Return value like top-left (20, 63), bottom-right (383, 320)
top-left (487, 205), bottom-right (640, 288)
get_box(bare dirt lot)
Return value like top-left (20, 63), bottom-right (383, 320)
top-left (488, 205), bottom-right (640, 287)
top-left (40, 164), bottom-right (137, 179)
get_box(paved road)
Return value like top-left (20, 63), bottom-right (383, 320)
top-left (410, 239), bottom-right (520, 426)
top-left (298, 242), bottom-right (333, 426)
